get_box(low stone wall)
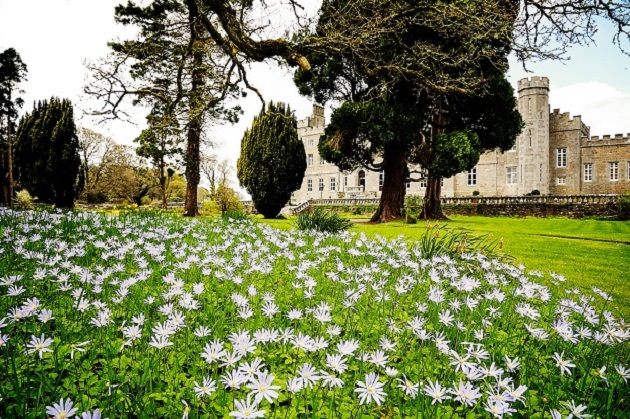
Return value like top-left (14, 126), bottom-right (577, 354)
top-left (442, 201), bottom-right (619, 218)
top-left (295, 195), bottom-right (621, 218)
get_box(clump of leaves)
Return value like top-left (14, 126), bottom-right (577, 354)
top-left (15, 189), bottom-right (35, 209)
top-left (295, 208), bottom-right (353, 233)
top-left (416, 223), bottom-right (510, 261)
top-left (222, 210), bottom-right (251, 221)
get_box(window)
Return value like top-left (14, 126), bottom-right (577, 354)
top-left (509, 141), bottom-right (516, 152)
top-left (609, 162), bottom-right (619, 181)
top-left (528, 97), bottom-right (531, 113)
top-left (529, 129), bottom-right (532, 147)
top-left (344, 176), bottom-right (348, 187)
top-left (467, 167), bottom-right (477, 186)
top-left (557, 177), bottom-right (566, 185)
top-left (320, 156), bottom-right (325, 165)
top-left (330, 177), bottom-right (336, 191)
top-left (556, 148), bottom-right (567, 168)
top-left (318, 178), bottom-right (325, 191)
top-left (307, 139), bottom-right (313, 147)
top-left (506, 167), bottom-right (517, 185)
top-left (307, 154), bottom-right (313, 166)
top-left (419, 172), bottom-right (427, 188)
top-left (406, 182), bottom-right (411, 189)
top-left (358, 170), bottom-right (366, 188)
top-left (539, 164), bottom-right (543, 182)
top-left (583, 163), bottom-right (592, 182)
top-left (378, 171), bottom-right (384, 191)
top-left (307, 179), bottom-right (313, 192)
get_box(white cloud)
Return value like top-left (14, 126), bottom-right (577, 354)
top-left (549, 82), bottom-right (630, 137)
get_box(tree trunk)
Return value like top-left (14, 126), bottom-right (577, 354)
top-left (7, 115), bottom-right (14, 208)
top-left (420, 177), bottom-right (448, 219)
top-left (183, 20), bottom-right (204, 217)
top-left (370, 146), bottom-right (406, 223)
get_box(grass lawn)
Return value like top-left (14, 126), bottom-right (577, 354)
top-left (260, 215), bottom-right (630, 318)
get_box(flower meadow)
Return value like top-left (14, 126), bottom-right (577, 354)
top-left (0, 209), bottom-right (629, 419)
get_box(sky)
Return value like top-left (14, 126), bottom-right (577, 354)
top-left (1, 0), bottom-right (630, 188)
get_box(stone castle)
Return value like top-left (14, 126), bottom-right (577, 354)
top-left (292, 76), bottom-right (630, 202)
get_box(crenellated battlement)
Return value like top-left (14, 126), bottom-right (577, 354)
top-left (584, 133), bottom-right (630, 145)
top-left (549, 109), bottom-right (589, 135)
top-left (297, 103), bottom-right (326, 129)
top-left (518, 76), bottom-right (550, 92)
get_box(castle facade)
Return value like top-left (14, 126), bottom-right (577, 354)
top-left (292, 77), bottom-right (630, 202)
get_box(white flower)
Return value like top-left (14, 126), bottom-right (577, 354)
top-left (46, 398), bottom-right (78, 419)
top-left (193, 326), bottom-right (212, 338)
top-left (69, 341), bottom-right (89, 359)
top-left (221, 370), bottom-right (247, 389)
top-left (325, 354), bottom-right (348, 374)
top-left (616, 364), bottom-right (630, 383)
top-left (246, 372), bottom-right (281, 404)
top-left (504, 355), bottom-right (521, 372)
top-left (37, 309), bottom-right (54, 323)
top-left (396, 376), bottom-right (419, 398)
top-left (193, 376), bottom-right (217, 398)
top-left (552, 351), bottom-right (576, 376)
top-left (320, 370), bottom-right (344, 388)
top-left (286, 377), bottom-right (304, 393)
top-left (450, 380), bottom-right (482, 407)
top-left (563, 399), bottom-right (592, 418)
top-left (149, 335), bottom-right (173, 349)
top-left (298, 363), bottom-right (320, 388)
top-left (229, 395), bottom-right (266, 418)
top-left (354, 372), bottom-right (387, 406)
top-left (80, 409), bottom-right (102, 419)
top-left (424, 380), bottom-right (451, 405)
top-left (25, 333), bottom-right (54, 358)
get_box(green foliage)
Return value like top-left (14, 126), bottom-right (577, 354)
top-left (295, 208), bottom-right (353, 233)
top-left (472, 190), bottom-right (480, 196)
top-left (212, 181), bottom-right (243, 216)
top-left (618, 192), bottom-right (630, 220)
top-left (14, 98), bottom-right (83, 207)
top-left (14, 189), bottom-right (34, 209)
top-left (222, 209), bottom-right (250, 221)
top-left (237, 102), bottom-right (306, 218)
top-left (318, 101), bottom-right (422, 173)
top-left (415, 224), bottom-right (508, 261)
top-left (430, 130), bottom-right (480, 179)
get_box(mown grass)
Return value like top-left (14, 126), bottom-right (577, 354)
top-left (259, 215), bottom-right (630, 318)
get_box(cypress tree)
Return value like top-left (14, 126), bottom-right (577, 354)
top-left (15, 98), bottom-right (82, 208)
top-left (237, 102), bottom-right (306, 218)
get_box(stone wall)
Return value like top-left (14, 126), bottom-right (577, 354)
top-left (549, 110), bottom-right (589, 195)
top-left (441, 195), bottom-right (619, 218)
top-left (580, 135), bottom-right (630, 195)
top-left (295, 195), bottom-right (621, 218)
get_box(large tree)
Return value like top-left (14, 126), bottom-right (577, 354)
top-left (86, 0), bottom-right (241, 216)
top-left (0, 48), bottom-right (27, 207)
top-left (297, 0), bottom-right (523, 221)
top-left (418, 75), bottom-right (524, 219)
top-left (14, 98), bottom-right (83, 208)
top-left (237, 101), bottom-right (306, 218)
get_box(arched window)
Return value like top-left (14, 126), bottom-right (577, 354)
top-left (358, 170), bottom-right (366, 188)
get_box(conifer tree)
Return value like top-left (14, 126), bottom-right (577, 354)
top-left (14, 98), bottom-right (83, 208)
top-left (0, 47), bottom-right (27, 207)
top-left (237, 102), bottom-right (306, 218)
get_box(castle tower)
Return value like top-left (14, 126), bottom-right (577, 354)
top-left (517, 76), bottom-right (550, 195)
